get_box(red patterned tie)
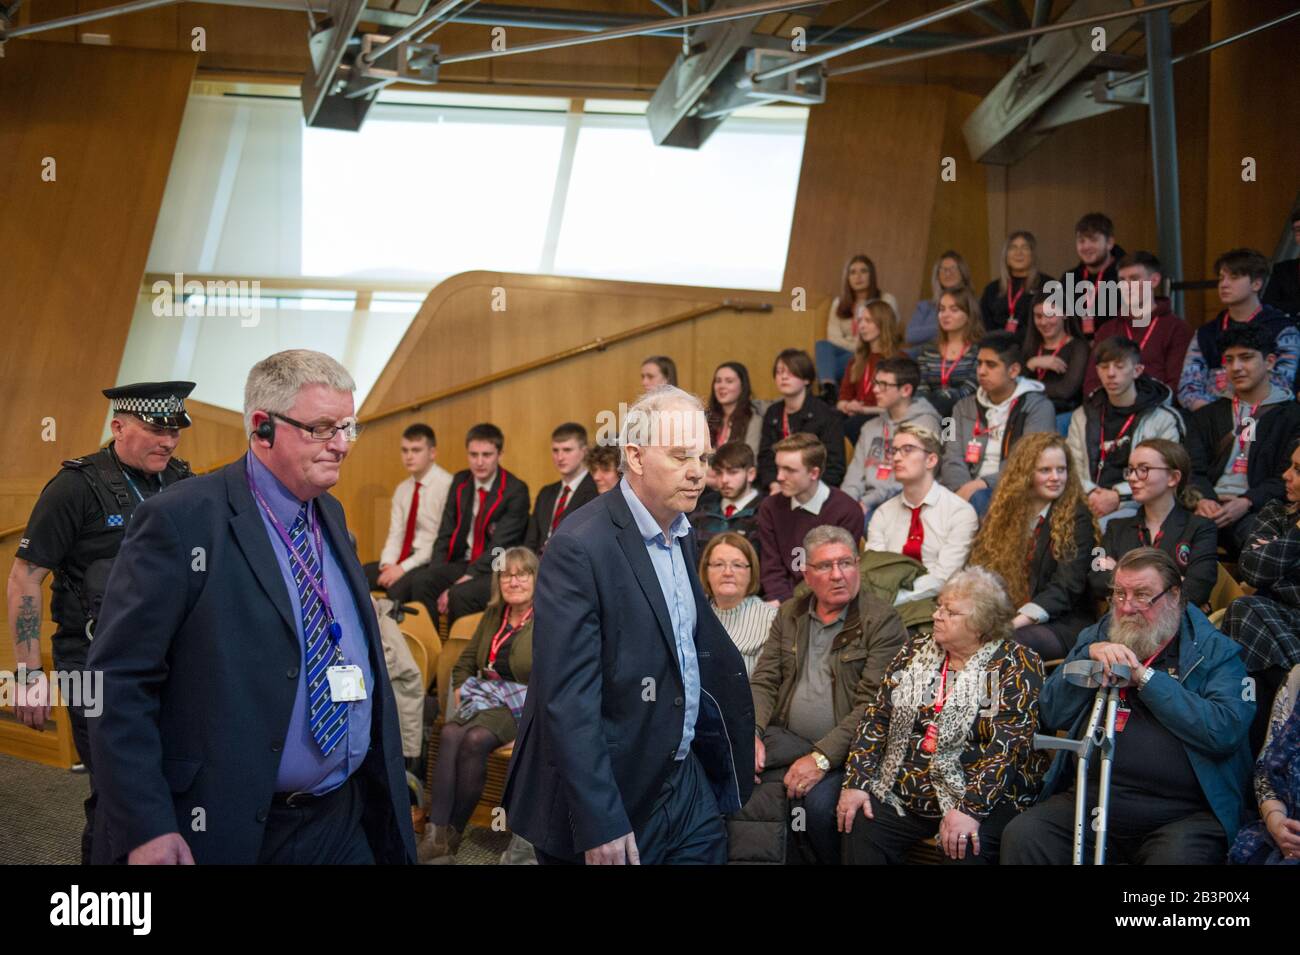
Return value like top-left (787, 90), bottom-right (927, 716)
top-left (550, 483), bottom-right (572, 535)
top-left (397, 481), bottom-right (421, 563)
top-left (903, 505), bottom-right (924, 562)
top-left (470, 487), bottom-right (489, 562)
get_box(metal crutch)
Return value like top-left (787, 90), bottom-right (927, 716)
top-left (1033, 659), bottom-right (1134, 864)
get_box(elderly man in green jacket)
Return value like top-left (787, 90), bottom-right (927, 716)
top-left (730, 524), bottom-right (907, 864)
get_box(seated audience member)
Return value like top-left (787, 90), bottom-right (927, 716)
top-left (1225, 439), bottom-right (1300, 753)
top-left (690, 440), bottom-right (762, 547)
top-left (842, 356), bottom-right (941, 526)
top-left (1059, 211), bottom-right (1126, 342)
top-left (1066, 336), bottom-right (1182, 530)
top-left (907, 251), bottom-right (973, 351)
top-left (915, 287), bottom-right (983, 419)
top-left (584, 443), bottom-right (621, 495)
top-left (700, 532), bottom-right (777, 677)
top-left (866, 424), bottom-right (978, 605)
top-left (371, 593), bottom-right (426, 763)
top-left (757, 348), bottom-right (847, 491)
top-left (419, 547), bottom-right (537, 864)
top-left (817, 254), bottom-right (900, 396)
top-left (1083, 251), bottom-right (1192, 397)
top-left (1023, 291), bottom-right (1088, 424)
top-left (837, 567), bottom-right (1046, 865)
top-left (836, 300), bottom-right (902, 447)
top-left (707, 361), bottom-right (767, 458)
top-left (1188, 324), bottom-right (1300, 556)
top-left (364, 423), bottom-right (453, 604)
top-left (640, 355), bottom-right (678, 391)
top-left (737, 526), bottom-right (906, 865)
top-left (1230, 665), bottom-right (1300, 864)
top-left (409, 423), bottom-right (530, 625)
top-left (939, 331), bottom-right (1055, 516)
top-left (757, 433), bottom-right (862, 604)
top-left (979, 230), bottom-right (1043, 344)
top-left (1089, 438), bottom-right (1218, 612)
top-left (1261, 210), bottom-right (1300, 319)
top-left (1179, 248), bottom-right (1299, 411)
top-left (968, 433), bottom-right (1098, 661)
top-left (1001, 548), bottom-right (1255, 865)
top-left (523, 422), bottom-right (597, 557)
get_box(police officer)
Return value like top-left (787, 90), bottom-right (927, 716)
top-left (7, 381), bottom-right (195, 864)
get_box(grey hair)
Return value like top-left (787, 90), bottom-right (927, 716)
top-left (940, 566), bottom-right (1015, 644)
top-left (618, 384), bottom-right (706, 470)
top-left (803, 525), bottom-right (857, 560)
top-left (243, 349), bottom-right (356, 434)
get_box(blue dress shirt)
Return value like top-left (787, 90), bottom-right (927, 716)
top-left (619, 478), bottom-right (700, 759)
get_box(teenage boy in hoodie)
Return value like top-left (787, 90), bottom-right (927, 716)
top-left (689, 440), bottom-right (763, 548)
top-left (841, 356), bottom-right (940, 527)
top-left (1060, 211), bottom-right (1126, 344)
top-left (1187, 324), bottom-right (1300, 557)
top-left (1179, 248), bottom-right (1300, 412)
top-left (939, 331), bottom-right (1055, 518)
top-left (1083, 251), bottom-right (1193, 397)
top-left (1067, 336), bottom-right (1183, 530)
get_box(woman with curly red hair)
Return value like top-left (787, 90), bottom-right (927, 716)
top-left (967, 432), bottom-right (1098, 659)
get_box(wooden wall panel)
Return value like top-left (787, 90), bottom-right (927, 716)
top-left (342, 272), bottom-right (819, 560)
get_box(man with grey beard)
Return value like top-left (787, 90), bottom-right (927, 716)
top-left (1001, 548), bottom-right (1254, 864)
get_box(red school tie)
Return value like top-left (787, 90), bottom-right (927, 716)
top-left (724, 504), bottom-right (736, 518)
top-left (397, 481), bottom-right (421, 563)
top-left (550, 483), bottom-right (572, 535)
top-left (903, 505), bottom-right (924, 562)
top-left (470, 487), bottom-right (489, 562)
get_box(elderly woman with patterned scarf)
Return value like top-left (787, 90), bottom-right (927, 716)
top-left (836, 567), bottom-right (1047, 864)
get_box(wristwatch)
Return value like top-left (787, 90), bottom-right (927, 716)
top-left (1136, 667), bottom-right (1156, 692)
top-left (810, 749), bottom-right (831, 772)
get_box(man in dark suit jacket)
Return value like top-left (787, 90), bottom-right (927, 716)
top-left (503, 387), bottom-right (755, 864)
top-left (87, 350), bottom-right (416, 865)
top-left (408, 423), bottom-right (530, 624)
top-left (1262, 211), bottom-right (1300, 320)
top-left (523, 421), bottom-right (599, 556)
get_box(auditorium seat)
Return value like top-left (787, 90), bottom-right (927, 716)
top-left (401, 606), bottom-right (442, 692)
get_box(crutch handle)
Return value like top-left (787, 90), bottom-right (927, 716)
top-left (1061, 659), bottom-right (1136, 688)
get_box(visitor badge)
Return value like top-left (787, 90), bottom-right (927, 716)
top-left (327, 665), bottom-right (367, 702)
top-left (1214, 368), bottom-right (1228, 392)
top-left (1113, 703), bottom-right (1130, 733)
top-left (1005, 318), bottom-right (1018, 334)
top-left (1232, 455), bottom-right (1248, 474)
top-left (965, 440), bottom-right (983, 464)
top-left (1081, 316), bottom-right (1095, 336)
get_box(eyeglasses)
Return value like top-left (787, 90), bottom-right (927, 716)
top-left (1122, 465), bottom-right (1172, 481)
top-left (872, 378), bottom-right (900, 390)
top-left (706, 561), bottom-right (751, 572)
top-left (807, 558), bottom-right (857, 574)
top-left (933, 605), bottom-right (969, 619)
top-left (1109, 584), bottom-right (1174, 610)
top-left (271, 411), bottom-right (362, 442)
top-left (500, 571), bottom-right (534, 581)
top-left (890, 445), bottom-right (926, 458)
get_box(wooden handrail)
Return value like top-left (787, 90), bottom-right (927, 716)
top-left (0, 298), bottom-right (773, 542)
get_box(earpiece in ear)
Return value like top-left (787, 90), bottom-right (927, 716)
top-left (254, 417), bottom-right (275, 448)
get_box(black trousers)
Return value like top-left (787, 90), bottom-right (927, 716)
top-left (999, 792), bottom-right (1227, 864)
top-left (842, 790), bottom-right (1019, 865)
top-left (257, 775), bottom-right (375, 865)
top-left (52, 631), bottom-right (95, 866)
top-left (406, 562), bottom-right (492, 625)
top-left (361, 560), bottom-right (421, 605)
top-left (536, 752), bottom-right (727, 865)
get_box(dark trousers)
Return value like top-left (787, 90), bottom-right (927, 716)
top-left (361, 560), bottom-right (420, 605)
top-left (999, 792), bottom-right (1227, 864)
top-left (52, 631), bottom-right (95, 865)
top-left (407, 561), bottom-right (492, 625)
top-left (842, 791), bottom-right (1018, 865)
top-left (257, 775), bottom-right (376, 865)
top-left (536, 752), bottom-right (726, 865)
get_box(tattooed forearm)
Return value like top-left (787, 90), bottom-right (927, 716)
top-left (15, 596), bottom-right (41, 651)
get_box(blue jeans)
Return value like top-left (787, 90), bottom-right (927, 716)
top-left (969, 487), bottom-right (993, 519)
top-left (815, 340), bottom-right (853, 385)
top-left (1055, 411), bottom-right (1072, 437)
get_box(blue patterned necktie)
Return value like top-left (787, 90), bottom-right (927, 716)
top-left (289, 504), bottom-right (348, 755)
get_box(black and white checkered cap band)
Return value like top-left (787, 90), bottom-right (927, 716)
top-left (113, 395), bottom-right (186, 415)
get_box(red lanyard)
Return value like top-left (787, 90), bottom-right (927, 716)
top-left (1233, 397), bottom-right (1261, 452)
top-left (939, 343), bottom-right (970, 389)
top-left (1007, 281), bottom-right (1025, 318)
top-left (781, 408), bottom-right (790, 438)
top-left (1035, 338), bottom-right (1070, 380)
top-left (1124, 315), bottom-right (1159, 350)
top-left (1119, 636), bottom-right (1175, 704)
top-left (972, 397), bottom-right (1019, 438)
top-left (1083, 261), bottom-right (1108, 310)
top-left (488, 607), bottom-right (533, 668)
top-left (1222, 306), bottom-right (1261, 331)
top-left (1097, 414), bottom-right (1136, 480)
top-left (919, 653), bottom-right (951, 754)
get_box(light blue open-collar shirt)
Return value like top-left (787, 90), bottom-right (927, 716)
top-left (619, 478), bottom-right (700, 760)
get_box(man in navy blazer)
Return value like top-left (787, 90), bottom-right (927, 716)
top-left (503, 386), bottom-right (755, 864)
top-left (88, 350), bottom-right (416, 865)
